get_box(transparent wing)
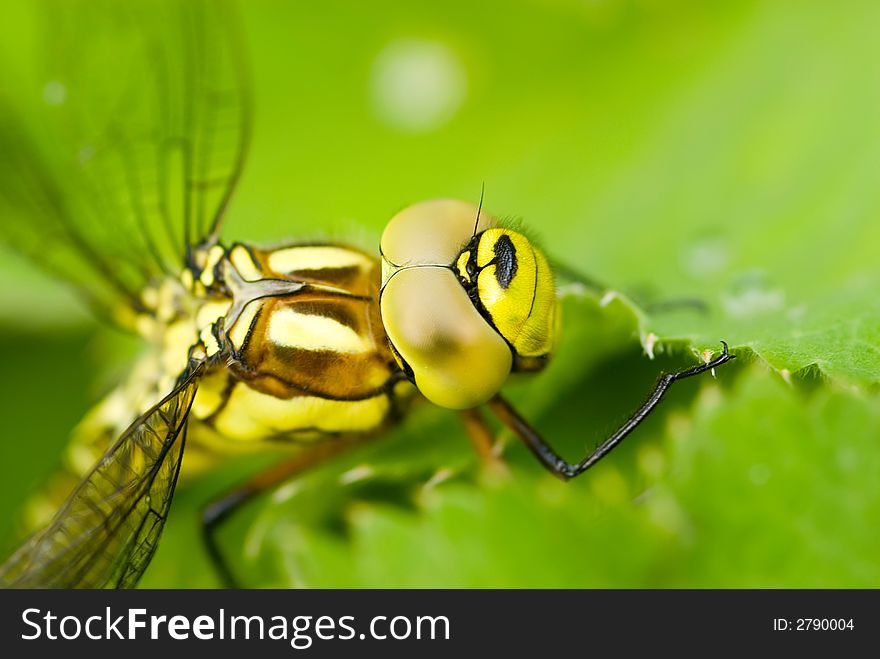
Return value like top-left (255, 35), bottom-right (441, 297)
top-left (0, 0), bottom-right (251, 323)
top-left (0, 368), bottom-right (201, 589)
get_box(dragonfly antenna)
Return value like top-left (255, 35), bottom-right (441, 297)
top-left (473, 181), bottom-right (486, 237)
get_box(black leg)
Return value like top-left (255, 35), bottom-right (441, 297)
top-left (201, 487), bottom-right (256, 588)
top-left (487, 342), bottom-right (735, 480)
top-left (200, 439), bottom-right (366, 587)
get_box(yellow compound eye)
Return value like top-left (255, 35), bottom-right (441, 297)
top-left (380, 267), bottom-right (512, 409)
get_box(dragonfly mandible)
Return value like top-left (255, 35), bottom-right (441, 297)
top-left (0, 0), bottom-right (734, 588)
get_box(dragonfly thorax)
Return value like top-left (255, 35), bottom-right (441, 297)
top-left (159, 241), bottom-right (412, 443)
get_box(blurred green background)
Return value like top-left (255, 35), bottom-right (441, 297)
top-left (1, 0), bottom-right (879, 587)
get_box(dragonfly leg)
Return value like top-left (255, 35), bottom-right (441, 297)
top-left (459, 407), bottom-right (508, 476)
top-left (486, 342), bottom-right (735, 480)
top-left (200, 439), bottom-right (365, 587)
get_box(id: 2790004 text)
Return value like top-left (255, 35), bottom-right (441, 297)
top-left (772, 618), bottom-right (854, 631)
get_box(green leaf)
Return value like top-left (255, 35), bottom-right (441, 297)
top-left (193, 365), bottom-right (877, 589)
top-left (658, 370), bottom-right (880, 587)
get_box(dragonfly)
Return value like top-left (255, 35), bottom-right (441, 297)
top-left (0, 0), bottom-right (734, 588)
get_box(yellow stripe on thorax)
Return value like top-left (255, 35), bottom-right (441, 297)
top-left (268, 246), bottom-right (373, 274)
top-left (229, 244), bottom-right (263, 282)
top-left (228, 300), bottom-right (261, 351)
top-left (267, 307), bottom-right (371, 354)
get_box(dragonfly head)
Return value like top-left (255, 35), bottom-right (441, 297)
top-left (379, 199), bottom-right (557, 410)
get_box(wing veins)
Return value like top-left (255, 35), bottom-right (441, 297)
top-left (0, 366), bottom-right (202, 588)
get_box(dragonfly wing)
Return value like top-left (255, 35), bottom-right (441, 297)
top-left (0, 368), bottom-right (202, 589)
top-left (0, 0), bottom-right (251, 324)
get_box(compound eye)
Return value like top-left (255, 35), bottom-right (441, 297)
top-left (380, 267), bottom-right (512, 410)
top-left (380, 199), bottom-right (495, 271)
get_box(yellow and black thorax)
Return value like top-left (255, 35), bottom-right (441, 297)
top-left (176, 241), bottom-right (412, 443)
